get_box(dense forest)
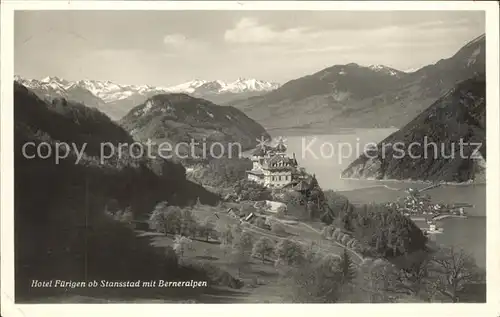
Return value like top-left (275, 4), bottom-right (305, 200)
top-left (187, 157), bottom-right (253, 189)
top-left (14, 83), bottom-right (220, 301)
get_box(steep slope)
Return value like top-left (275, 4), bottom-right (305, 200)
top-left (96, 89), bottom-right (166, 121)
top-left (230, 34), bottom-right (485, 132)
top-left (14, 82), bottom-right (219, 300)
top-left (341, 75), bottom-right (486, 183)
top-left (355, 33), bottom-right (486, 127)
top-left (228, 62), bottom-right (406, 132)
top-left (119, 93), bottom-right (270, 162)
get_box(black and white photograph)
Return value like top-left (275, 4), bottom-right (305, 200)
top-left (1, 0), bottom-right (499, 314)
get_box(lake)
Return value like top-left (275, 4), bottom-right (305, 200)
top-left (278, 129), bottom-right (486, 268)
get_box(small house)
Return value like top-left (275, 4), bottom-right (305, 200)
top-left (227, 207), bottom-right (239, 218)
top-left (244, 212), bottom-right (255, 222)
top-left (254, 200), bottom-right (287, 214)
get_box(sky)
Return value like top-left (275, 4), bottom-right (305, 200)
top-left (14, 10), bottom-right (485, 86)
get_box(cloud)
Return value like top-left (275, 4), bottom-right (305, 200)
top-left (224, 16), bottom-right (480, 52)
top-left (163, 33), bottom-right (206, 52)
top-left (163, 34), bottom-right (189, 47)
top-left (413, 18), bottom-right (477, 30)
top-left (224, 18), bottom-right (316, 45)
top-left (285, 45), bottom-right (359, 54)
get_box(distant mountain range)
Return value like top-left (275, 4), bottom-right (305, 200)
top-left (228, 34), bottom-right (485, 132)
top-left (14, 76), bottom-right (280, 120)
top-left (342, 74), bottom-right (486, 183)
top-left (15, 33), bottom-right (485, 134)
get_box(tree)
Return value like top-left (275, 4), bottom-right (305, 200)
top-left (254, 200), bottom-right (267, 210)
top-left (306, 201), bottom-right (319, 219)
top-left (351, 259), bottom-right (401, 303)
top-left (429, 246), bottom-right (482, 303)
top-left (276, 205), bottom-right (286, 218)
top-left (198, 217), bottom-right (215, 242)
top-left (231, 223), bottom-right (243, 238)
top-left (303, 241), bottom-right (319, 263)
top-left (149, 208), bottom-right (167, 234)
top-left (307, 176), bottom-right (324, 206)
top-left (321, 190), bottom-right (353, 225)
top-left (236, 179), bottom-right (272, 201)
top-left (271, 222), bottom-right (286, 235)
top-left (231, 227), bottom-right (253, 275)
top-left (217, 224), bottom-right (234, 244)
top-left (274, 239), bottom-right (305, 267)
top-left (119, 207), bottom-right (134, 227)
top-left (337, 248), bottom-right (357, 284)
top-left (231, 227), bottom-right (254, 272)
top-left (282, 191), bottom-right (302, 207)
top-left (285, 253), bottom-right (343, 303)
top-left (190, 157), bottom-right (252, 188)
top-left (155, 200), bottom-right (169, 211)
top-left (248, 189), bottom-right (264, 201)
top-left (164, 245), bottom-right (179, 268)
top-left (234, 230), bottom-right (254, 254)
top-left (173, 235), bottom-right (192, 260)
top-left (320, 225), bottom-right (335, 239)
top-left (230, 246), bottom-right (249, 277)
top-left (332, 203), bottom-right (428, 258)
top-left (389, 251), bottom-right (433, 300)
top-left (217, 224), bottom-right (234, 256)
top-left (149, 201), bottom-right (170, 231)
top-left (164, 206), bottom-right (182, 234)
top-left (349, 255), bottom-right (436, 303)
top-left (180, 208), bottom-right (197, 237)
top-left (254, 217), bottom-right (268, 230)
top-left (252, 237), bottom-right (274, 263)
top-left (240, 203), bottom-right (256, 217)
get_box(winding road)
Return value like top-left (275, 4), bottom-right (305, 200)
top-left (241, 217), bottom-right (365, 265)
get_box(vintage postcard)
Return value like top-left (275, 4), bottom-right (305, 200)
top-left (1, 1), bottom-right (499, 316)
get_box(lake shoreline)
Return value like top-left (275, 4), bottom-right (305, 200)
top-left (338, 176), bottom-right (486, 187)
top-left (281, 131), bottom-right (485, 269)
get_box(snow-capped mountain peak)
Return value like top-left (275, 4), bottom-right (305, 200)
top-left (219, 78), bottom-right (279, 93)
top-left (40, 76), bottom-right (69, 84)
top-left (368, 64), bottom-right (403, 77)
top-left (165, 79), bottom-right (209, 93)
top-left (368, 64), bottom-right (385, 71)
top-left (165, 78), bottom-right (280, 94)
top-left (14, 75), bottom-right (281, 108)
